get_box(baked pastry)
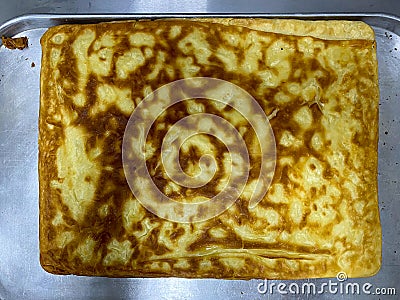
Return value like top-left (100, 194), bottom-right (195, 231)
top-left (39, 18), bottom-right (381, 279)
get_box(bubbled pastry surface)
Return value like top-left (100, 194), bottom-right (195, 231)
top-left (39, 18), bottom-right (381, 279)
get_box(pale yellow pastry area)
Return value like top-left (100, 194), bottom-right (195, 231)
top-left (39, 18), bottom-right (381, 279)
top-left (188, 17), bottom-right (376, 40)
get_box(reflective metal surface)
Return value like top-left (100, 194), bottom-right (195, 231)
top-left (0, 12), bottom-right (399, 300)
top-left (2, 0), bottom-right (400, 24)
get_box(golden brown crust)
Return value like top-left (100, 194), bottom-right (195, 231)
top-left (39, 18), bottom-right (381, 279)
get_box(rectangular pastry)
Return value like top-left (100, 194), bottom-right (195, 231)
top-left (39, 18), bottom-right (381, 279)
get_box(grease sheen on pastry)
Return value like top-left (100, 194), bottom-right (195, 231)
top-left (39, 18), bottom-right (381, 279)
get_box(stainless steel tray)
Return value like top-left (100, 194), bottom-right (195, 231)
top-left (0, 13), bottom-right (399, 300)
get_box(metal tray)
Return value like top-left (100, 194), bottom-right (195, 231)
top-left (0, 13), bottom-right (399, 300)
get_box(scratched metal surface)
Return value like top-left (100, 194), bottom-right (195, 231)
top-left (0, 13), bottom-right (399, 300)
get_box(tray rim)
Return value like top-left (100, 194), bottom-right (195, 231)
top-left (1, 12), bottom-right (400, 42)
top-left (0, 10), bottom-right (399, 299)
